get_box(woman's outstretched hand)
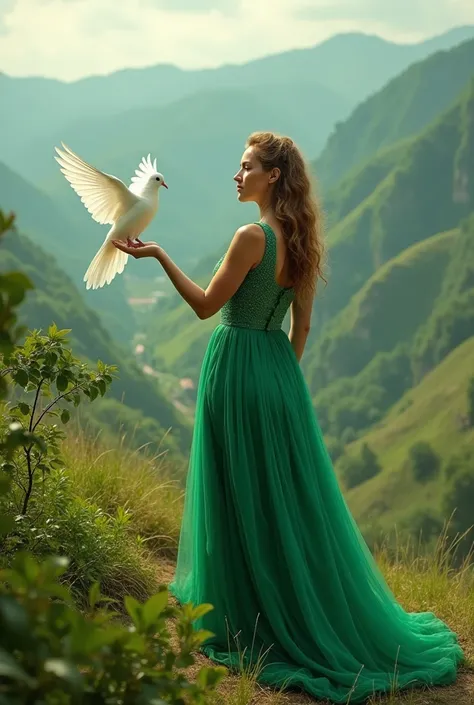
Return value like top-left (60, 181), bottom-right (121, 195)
top-left (111, 239), bottom-right (160, 259)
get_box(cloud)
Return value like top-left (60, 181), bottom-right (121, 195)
top-left (140, 0), bottom-right (235, 12)
top-left (297, 0), bottom-right (474, 33)
top-left (0, 0), bottom-right (473, 80)
top-left (0, 0), bottom-right (15, 34)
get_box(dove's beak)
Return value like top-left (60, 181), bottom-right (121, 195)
top-left (163, 181), bottom-right (169, 189)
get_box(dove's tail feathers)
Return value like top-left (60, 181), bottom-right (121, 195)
top-left (83, 240), bottom-right (128, 290)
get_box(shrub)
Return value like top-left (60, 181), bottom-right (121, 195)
top-left (400, 507), bottom-right (444, 544)
top-left (408, 441), bottom-right (441, 483)
top-left (468, 376), bottom-right (474, 427)
top-left (442, 466), bottom-right (474, 539)
top-left (0, 550), bottom-right (226, 704)
top-left (337, 443), bottom-right (382, 490)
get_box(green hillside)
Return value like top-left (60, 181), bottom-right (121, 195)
top-left (0, 161), bottom-right (135, 345)
top-left (0, 228), bottom-right (193, 461)
top-left (316, 37), bottom-right (474, 188)
top-left (306, 77), bottom-right (474, 348)
top-left (341, 336), bottom-right (474, 541)
top-left (308, 229), bottom-right (457, 389)
top-left (309, 207), bottom-right (474, 436)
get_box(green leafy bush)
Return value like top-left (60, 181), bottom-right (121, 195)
top-left (0, 550), bottom-right (226, 704)
top-left (468, 376), bottom-right (474, 427)
top-left (408, 441), bottom-right (441, 483)
top-left (337, 442), bottom-right (382, 490)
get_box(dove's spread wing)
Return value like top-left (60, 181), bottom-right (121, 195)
top-left (129, 153), bottom-right (157, 197)
top-left (55, 143), bottom-right (138, 225)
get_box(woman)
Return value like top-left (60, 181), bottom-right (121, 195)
top-left (112, 131), bottom-right (464, 703)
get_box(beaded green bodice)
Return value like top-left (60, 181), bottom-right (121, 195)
top-left (212, 221), bottom-right (295, 331)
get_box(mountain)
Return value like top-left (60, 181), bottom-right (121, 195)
top-left (0, 228), bottom-right (193, 461)
top-left (316, 37), bottom-right (474, 189)
top-left (310, 228), bottom-right (457, 390)
top-left (308, 214), bottom-right (474, 441)
top-left (305, 76), bottom-right (474, 355)
top-left (3, 25), bottom-right (473, 169)
top-left (0, 161), bottom-right (135, 345)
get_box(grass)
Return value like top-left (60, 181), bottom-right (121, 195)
top-left (63, 421), bottom-right (184, 558)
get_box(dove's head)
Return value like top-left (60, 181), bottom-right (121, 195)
top-left (130, 154), bottom-right (168, 196)
top-left (150, 172), bottom-right (168, 191)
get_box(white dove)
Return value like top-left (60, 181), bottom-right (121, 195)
top-left (54, 142), bottom-right (168, 290)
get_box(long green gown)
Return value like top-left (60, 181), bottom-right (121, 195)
top-left (169, 221), bottom-right (465, 703)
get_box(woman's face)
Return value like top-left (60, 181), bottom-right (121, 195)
top-left (233, 146), bottom-right (272, 204)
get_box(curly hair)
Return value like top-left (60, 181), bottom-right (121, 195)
top-left (246, 131), bottom-right (326, 304)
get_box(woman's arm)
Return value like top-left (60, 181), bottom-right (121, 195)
top-left (154, 224), bottom-right (263, 319)
top-left (289, 294), bottom-right (314, 362)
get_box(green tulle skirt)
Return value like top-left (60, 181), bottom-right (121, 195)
top-left (169, 323), bottom-right (464, 703)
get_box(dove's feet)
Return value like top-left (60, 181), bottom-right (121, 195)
top-left (126, 237), bottom-right (144, 248)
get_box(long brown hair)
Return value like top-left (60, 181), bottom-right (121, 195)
top-left (246, 131), bottom-right (326, 304)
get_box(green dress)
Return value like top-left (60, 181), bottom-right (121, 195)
top-left (169, 221), bottom-right (464, 703)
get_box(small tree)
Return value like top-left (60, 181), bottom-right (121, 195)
top-left (468, 376), bottom-right (474, 427)
top-left (441, 466), bottom-right (474, 562)
top-left (408, 441), bottom-right (441, 483)
top-left (360, 443), bottom-right (382, 478)
top-left (401, 507), bottom-right (443, 544)
top-left (1, 325), bottom-right (116, 516)
top-left (337, 443), bottom-right (382, 490)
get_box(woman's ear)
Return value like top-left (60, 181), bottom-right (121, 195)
top-left (268, 167), bottom-right (281, 184)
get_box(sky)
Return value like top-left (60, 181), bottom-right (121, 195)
top-left (1, 0), bottom-right (474, 81)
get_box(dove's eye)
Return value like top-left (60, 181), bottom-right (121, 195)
top-left (155, 177), bottom-right (160, 182)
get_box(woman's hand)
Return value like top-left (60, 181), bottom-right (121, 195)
top-left (111, 239), bottom-right (160, 259)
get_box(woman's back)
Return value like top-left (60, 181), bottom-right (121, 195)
top-left (213, 221), bottom-right (295, 331)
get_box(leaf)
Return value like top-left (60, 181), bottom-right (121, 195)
top-left (13, 368), bottom-right (28, 388)
top-left (142, 590), bottom-right (168, 627)
top-left (191, 603), bottom-right (214, 620)
top-left (124, 595), bottom-right (142, 628)
top-left (0, 648), bottom-right (37, 686)
top-left (18, 402), bottom-right (30, 416)
top-left (88, 582), bottom-right (101, 610)
top-left (56, 374), bottom-right (68, 392)
top-left (0, 515), bottom-right (13, 536)
top-left (175, 653), bottom-right (195, 668)
top-left (60, 409), bottom-right (70, 424)
top-left (88, 385), bottom-right (99, 402)
top-left (1, 272), bottom-right (34, 305)
top-left (0, 595), bottom-right (30, 645)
